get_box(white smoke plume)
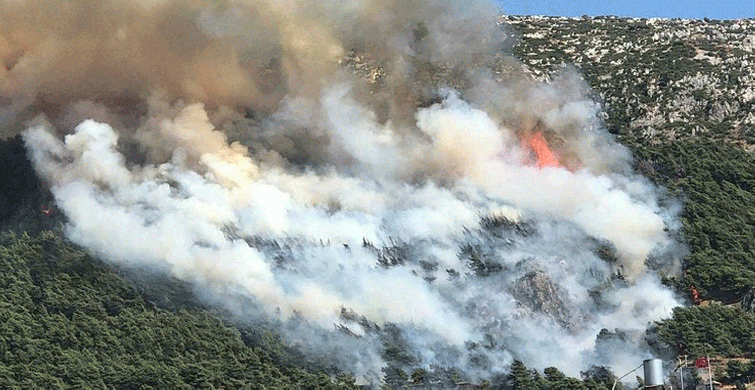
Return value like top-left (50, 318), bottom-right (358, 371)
top-left (6, 0), bottom-right (681, 384)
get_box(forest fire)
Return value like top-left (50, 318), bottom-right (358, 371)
top-left (521, 130), bottom-right (562, 168)
top-left (4, 0), bottom-right (681, 384)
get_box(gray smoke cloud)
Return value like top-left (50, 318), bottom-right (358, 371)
top-left (7, 0), bottom-right (681, 384)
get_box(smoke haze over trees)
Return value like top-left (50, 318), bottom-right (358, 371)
top-left (2, 1), bottom-right (755, 388)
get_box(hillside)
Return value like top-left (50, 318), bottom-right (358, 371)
top-left (509, 15), bottom-right (755, 389)
top-left (508, 16), bottom-right (755, 145)
top-left (0, 214), bottom-right (357, 388)
top-left (3, 9), bottom-right (755, 390)
top-left (507, 15), bottom-right (755, 300)
top-left (507, 15), bottom-right (755, 299)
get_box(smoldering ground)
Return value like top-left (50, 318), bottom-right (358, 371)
top-left (4, 0), bottom-right (682, 384)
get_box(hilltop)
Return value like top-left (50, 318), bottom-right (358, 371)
top-left (3, 13), bottom-right (755, 390)
top-left (508, 16), bottom-right (755, 146)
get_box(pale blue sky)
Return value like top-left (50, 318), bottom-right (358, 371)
top-left (496, 1), bottom-right (754, 20)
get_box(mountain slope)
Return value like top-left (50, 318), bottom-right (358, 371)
top-left (0, 231), bottom-right (357, 389)
top-left (3, 13), bottom-right (755, 390)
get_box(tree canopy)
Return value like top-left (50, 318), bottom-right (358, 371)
top-left (0, 232), bottom-right (356, 389)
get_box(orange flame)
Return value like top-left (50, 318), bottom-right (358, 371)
top-left (521, 131), bottom-right (561, 168)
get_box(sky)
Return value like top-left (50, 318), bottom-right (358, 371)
top-left (496, 1), bottom-right (754, 20)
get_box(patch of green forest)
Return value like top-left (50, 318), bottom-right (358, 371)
top-left (633, 139), bottom-right (755, 377)
top-left (502, 361), bottom-right (616, 390)
top-left (633, 140), bottom-right (755, 303)
top-left (0, 231), bottom-right (357, 389)
top-left (650, 305), bottom-right (755, 357)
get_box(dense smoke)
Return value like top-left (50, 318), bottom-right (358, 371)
top-left (5, 0), bottom-right (681, 384)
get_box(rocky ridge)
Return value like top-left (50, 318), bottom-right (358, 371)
top-left (505, 16), bottom-right (755, 147)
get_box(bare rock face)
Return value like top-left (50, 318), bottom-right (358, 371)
top-left (511, 270), bottom-right (578, 330)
